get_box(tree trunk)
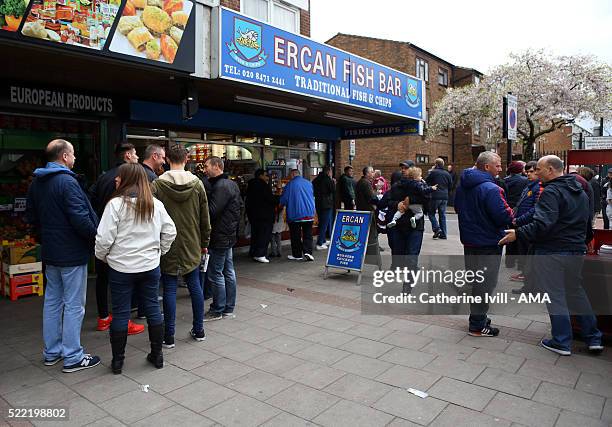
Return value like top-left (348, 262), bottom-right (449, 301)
top-left (523, 138), bottom-right (535, 161)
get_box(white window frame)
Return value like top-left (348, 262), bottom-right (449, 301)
top-left (474, 75), bottom-right (480, 85)
top-left (473, 120), bottom-right (480, 136)
top-left (416, 57), bottom-right (429, 83)
top-left (241, 0), bottom-right (301, 34)
top-left (438, 67), bottom-right (448, 87)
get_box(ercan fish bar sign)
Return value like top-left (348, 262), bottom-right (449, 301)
top-left (214, 7), bottom-right (425, 121)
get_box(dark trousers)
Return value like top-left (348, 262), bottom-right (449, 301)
top-left (289, 221), bottom-right (313, 258)
top-left (109, 267), bottom-right (162, 332)
top-left (343, 200), bottom-right (355, 210)
top-left (532, 250), bottom-right (602, 350)
top-left (249, 220), bottom-right (273, 258)
top-left (389, 228), bottom-right (424, 277)
top-left (95, 259), bottom-right (110, 319)
top-left (604, 207), bottom-right (610, 229)
top-left (464, 246), bottom-right (502, 331)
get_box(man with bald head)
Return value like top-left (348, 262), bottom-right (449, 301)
top-left (500, 155), bottom-right (603, 356)
top-left (26, 139), bottom-right (101, 372)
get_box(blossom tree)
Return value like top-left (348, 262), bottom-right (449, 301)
top-left (429, 50), bottom-right (612, 160)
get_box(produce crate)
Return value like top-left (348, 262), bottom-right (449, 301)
top-left (2, 262), bottom-right (44, 301)
top-left (1, 241), bottom-right (41, 265)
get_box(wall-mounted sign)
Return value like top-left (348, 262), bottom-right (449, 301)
top-left (267, 159), bottom-right (286, 166)
top-left (585, 136), bottom-right (612, 150)
top-left (4, 85), bottom-right (115, 115)
top-left (214, 7), bottom-right (425, 121)
top-left (1, 0), bottom-right (195, 72)
top-left (343, 122), bottom-right (419, 139)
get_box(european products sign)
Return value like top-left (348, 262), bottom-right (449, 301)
top-left (214, 7), bottom-right (425, 121)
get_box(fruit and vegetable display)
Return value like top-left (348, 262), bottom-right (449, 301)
top-left (0, 0), bottom-right (28, 31)
top-left (109, 0), bottom-right (191, 64)
top-left (21, 0), bottom-right (121, 49)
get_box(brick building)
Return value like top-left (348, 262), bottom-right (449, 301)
top-left (220, 0), bottom-right (310, 37)
top-left (325, 34), bottom-right (485, 177)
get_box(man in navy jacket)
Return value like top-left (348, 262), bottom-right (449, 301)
top-left (455, 152), bottom-right (513, 337)
top-left (26, 139), bottom-right (101, 373)
top-left (425, 158), bottom-right (453, 239)
top-left (500, 155), bottom-right (602, 356)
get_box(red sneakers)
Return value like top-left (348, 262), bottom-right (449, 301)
top-left (128, 320), bottom-right (145, 335)
top-left (97, 315), bottom-right (145, 335)
top-left (509, 274), bottom-right (525, 282)
top-left (97, 315), bottom-right (112, 331)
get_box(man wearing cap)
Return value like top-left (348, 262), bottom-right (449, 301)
top-left (425, 158), bottom-right (453, 240)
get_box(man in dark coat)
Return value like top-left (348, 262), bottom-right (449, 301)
top-left (245, 169), bottom-right (276, 263)
top-left (89, 143), bottom-right (144, 335)
top-left (26, 139), bottom-right (101, 372)
top-left (141, 144), bottom-right (166, 182)
top-left (312, 166), bottom-right (335, 250)
top-left (203, 156), bottom-right (242, 321)
top-left (455, 152), bottom-right (513, 337)
top-left (601, 168), bottom-right (612, 229)
top-left (425, 158), bottom-right (453, 239)
top-left (355, 166), bottom-right (379, 246)
top-left (503, 161), bottom-right (529, 208)
top-left (500, 155), bottom-right (603, 356)
top-left (338, 166), bottom-right (356, 209)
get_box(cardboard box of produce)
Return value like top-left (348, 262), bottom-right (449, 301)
top-left (2, 243), bottom-right (41, 265)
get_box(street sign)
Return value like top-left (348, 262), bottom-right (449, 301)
top-left (585, 136), bottom-right (612, 150)
top-left (349, 140), bottom-right (356, 157)
top-left (506, 94), bottom-right (518, 141)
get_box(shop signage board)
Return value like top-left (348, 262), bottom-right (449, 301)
top-left (2, 84), bottom-right (116, 115)
top-left (585, 136), bottom-right (612, 150)
top-left (343, 122), bottom-right (419, 139)
top-left (214, 7), bottom-right (425, 121)
top-left (0, 0), bottom-right (196, 72)
top-left (325, 210), bottom-right (371, 278)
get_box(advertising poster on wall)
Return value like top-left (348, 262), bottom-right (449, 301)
top-left (109, 0), bottom-right (192, 64)
top-left (0, 0), bottom-right (28, 31)
top-left (20, 0), bottom-right (120, 49)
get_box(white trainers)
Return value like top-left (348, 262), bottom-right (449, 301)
top-left (316, 244), bottom-right (328, 250)
top-left (287, 255), bottom-right (303, 261)
top-left (304, 253), bottom-right (315, 261)
top-left (253, 256), bottom-right (270, 263)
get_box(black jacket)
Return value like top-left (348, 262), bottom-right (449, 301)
top-left (89, 162), bottom-right (123, 218)
top-left (312, 172), bottom-right (335, 210)
top-left (591, 177), bottom-right (601, 212)
top-left (208, 174), bottom-right (242, 249)
top-left (425, 167), bottom-right (452, 200)
top-left (245, 177), bottom-right (276, 223)
top-left (142, 163), bottom-right (158, 182)
top-left (381, 178), bottom-right (433, 232)
top-left (517, 174), bottom-right (589, 252)
top-left (355, 177), bottom-right (377, 212)
top-left (504, 174), bottom-right (529, 208)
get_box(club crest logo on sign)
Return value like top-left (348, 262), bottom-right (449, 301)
top-left (226, 17), bottom-right (267, 68)
top-left (337, 225), bottom-right (362, 252)
top-left (405, 78), bottom-right (420, 109)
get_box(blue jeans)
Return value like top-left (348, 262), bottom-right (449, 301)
top-left (428, 199), bottom-right (447, 236)
top-left (208, 248), bottom-right (237, 314)
top-left (43, 264), bottom-right (88, 365)
top-left (533, 249), bottom-right (602, 350)
top-left (162, 268), bottom-right (204, 336)
top-left (200, 270), bottom-right (213, 300)
top-left (317, 208), bottom-right (332, 246)
top-left (108, 267), bottom-right (162, 332)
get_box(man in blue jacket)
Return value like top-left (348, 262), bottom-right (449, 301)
top-left (455, 152), bottom-right (513, 337)
top-left (500, 155), bottom-right (602, 356)
top-left (280, 169), bottom-right (316, 261)
top-left (425, 158), bottom-right (453, 239)
top-left (26, 139), bottom-right (101, 373)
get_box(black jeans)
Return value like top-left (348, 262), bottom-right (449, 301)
top-left (95, 259), bottom-right (110, 319)
top-left (464, 246), bottom-right (502, 331)
top-left (289, 221), bottom-right (313, 258)
top-left (249, 220), bottom-right (273, 258)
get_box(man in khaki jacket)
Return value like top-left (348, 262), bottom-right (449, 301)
top-left (152, 144), bottom-right (211, 347)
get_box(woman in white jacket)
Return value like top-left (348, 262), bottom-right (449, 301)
top-left (95, 163), bottom-right (176, 374)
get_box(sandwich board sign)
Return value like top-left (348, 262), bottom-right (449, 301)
top-left (325, 210), bottom-right (372, 284)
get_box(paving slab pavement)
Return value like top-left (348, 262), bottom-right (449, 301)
top-left (1, 214), bottom-right (611, 426)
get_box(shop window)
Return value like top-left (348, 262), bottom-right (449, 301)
top-left (438, 68), bottom-right (448, 87)
top-left (416, 58), bottom-right (429, 83)
top-left (242, 0), bottom-right (300, 33)
top-left (416, 154), bottom-right (429, 164)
